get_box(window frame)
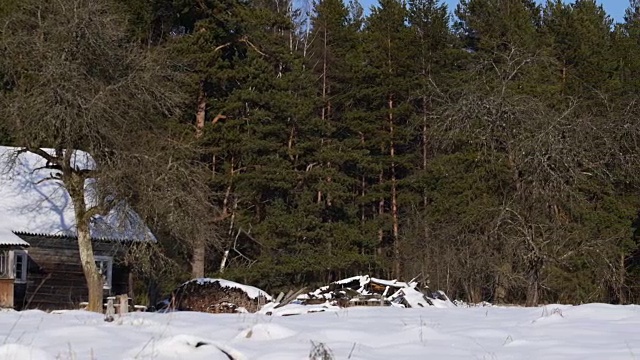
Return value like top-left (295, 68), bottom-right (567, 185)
top-left (0, 250), bottom-right (10, 279)
top-left (13, 250), bottom-right (28, 283)
top-left (94, 255), bottom-right (113, 290)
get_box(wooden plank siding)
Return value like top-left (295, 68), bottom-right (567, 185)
top-left (0, 278), bottom-right (14, 308)
top-left (15, 234), bottom-right (131, 310)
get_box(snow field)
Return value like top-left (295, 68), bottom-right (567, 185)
top-left (1, 304), bottom-right (640, 359)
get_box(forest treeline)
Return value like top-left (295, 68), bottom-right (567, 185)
top-left (2, 0), bottom-right (640, 306)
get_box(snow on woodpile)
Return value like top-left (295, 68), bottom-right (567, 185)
top-left (298, 275), bottom-right (455, 309)
top-left (389, 288), bottom-right (456, 308)
top-left (172, 278), bottom-right (272, 314)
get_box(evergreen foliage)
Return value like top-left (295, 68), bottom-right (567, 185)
top-left (1, 0), bottom-right (640, 305)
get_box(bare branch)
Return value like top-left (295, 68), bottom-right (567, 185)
top-left (23, 147), bottom-right (59, 167)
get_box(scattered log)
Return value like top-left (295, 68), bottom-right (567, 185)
top-left (275, 287), bottom-right (307, 308)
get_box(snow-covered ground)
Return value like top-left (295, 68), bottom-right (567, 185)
top-left (1, 303), bottom-right (640, 359)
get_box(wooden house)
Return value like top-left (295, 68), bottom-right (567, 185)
top-left (0, 146), bottom-right (154, 310)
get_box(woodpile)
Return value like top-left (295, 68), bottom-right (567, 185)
top-left (298, 275), bottom-right (408, 307)
top-left (171, 279), bottom-right (270, 314)
top-left (295, 275), bottom-right (455, 309)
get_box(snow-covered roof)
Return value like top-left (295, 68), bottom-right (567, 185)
top-left (0, 229), bottom-right (29, 246)
top-left (0, 146), bottom-right (155, 245)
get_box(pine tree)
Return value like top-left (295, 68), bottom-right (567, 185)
top-left (358, 0), bottom-right (414, 279)
top-left (455, 0), bottom-right (541, 53)
top-left (401, 0), bottom-right (456, 282)
top-left (541, 0), bottom-right (614, 102)
top-left (196, 0), bottom-right (349, 287)
top-left (615, 0), bottom-right (640, 96)
top-left (309, 0), bottom-right (350, 124)
top-left (151, 0), bottom-right (250, 278)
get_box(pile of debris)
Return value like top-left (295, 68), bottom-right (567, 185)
top-left (170, 278), bottom-right (272, 314)
top-left (295, 275), bottom-right (455, 309)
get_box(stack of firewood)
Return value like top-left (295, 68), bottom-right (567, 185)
top-left (172, 280), bottom-right (268, 313)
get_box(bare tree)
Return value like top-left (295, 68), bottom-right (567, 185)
top-left (0, 0), bottom-right (216, 312)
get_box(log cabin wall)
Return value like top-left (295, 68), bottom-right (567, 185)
top-left (14, 234), bottom-right (131, 310)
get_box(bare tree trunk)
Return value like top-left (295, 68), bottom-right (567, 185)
top-left (525, 257), bottom-right (542, 306)
top-left (493, 275), bottom-right (506, 304)
top-left (219, 249), bottom-right (230, 274)
top-left (192, 80), bottom-right (207, 278)
top-left (68, 175), bottom-right (102, 313)
top-left (464, 282), bottom-right (481, 304)
top-left (77, 224), bottom-right (103, 312)
top-left (219, 196), bottom-right (237, 273)
top-left (618, 252), bottom-right (626, 304)
top-left (525, 279), bottom-right (539, 307)
top-left (195, 80), bottom-right (206, 138)
top-left (493, 262), bottom-right (510, 304)
top-left (218, 181), bottom-right (234, 273)
top-left (191, 243), bottom-right (205, 279)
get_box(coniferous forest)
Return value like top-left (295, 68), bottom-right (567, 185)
top-left (2, 0), bottom-right (640, 307)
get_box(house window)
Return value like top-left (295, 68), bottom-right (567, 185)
top-left (13, 250), bottom-right (27, 283)
top-left (0, 250), bottom-right (9, 279)
top-left (94, 256), bottom-right (113, 290)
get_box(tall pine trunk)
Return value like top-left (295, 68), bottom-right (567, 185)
top-left (421, 95), bottom-right (430, 276)
top-left (378, 170), bottom-right (385, 260)
top-left (192, 80), bottom-right (207, 278)
top-left (389, 95), bottom-right (400, 279)
top-left (321, 26), bottom-right (328, 123)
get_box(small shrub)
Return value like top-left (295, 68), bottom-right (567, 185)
top-left (309, 341), bottom-right (334, 360)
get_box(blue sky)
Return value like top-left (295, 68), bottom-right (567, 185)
top-left (357, 0), bottom-right (627, 23)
